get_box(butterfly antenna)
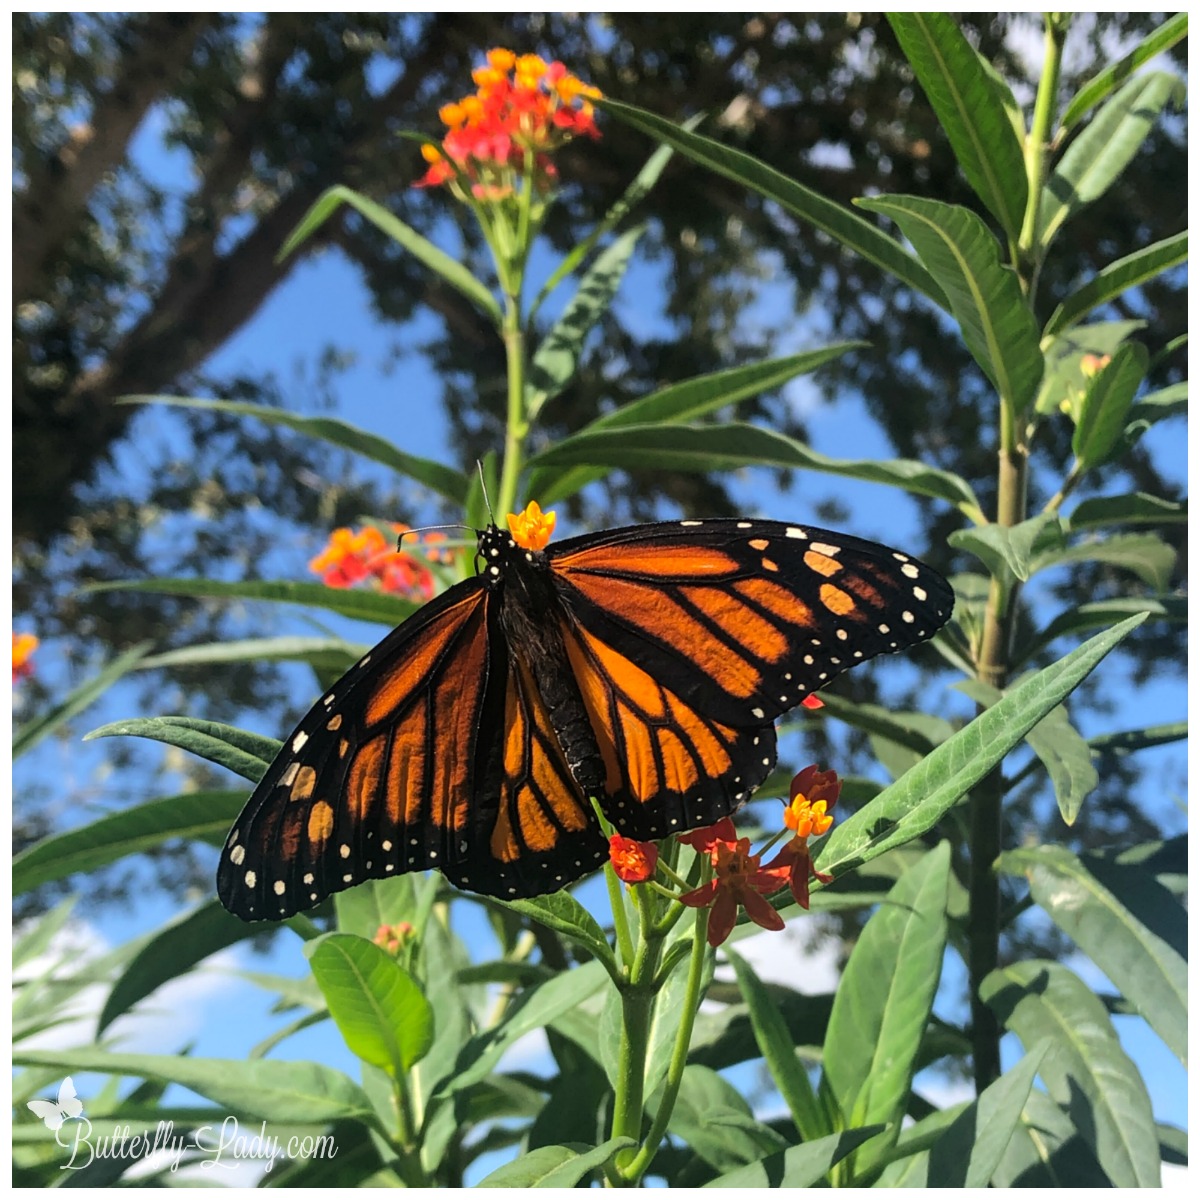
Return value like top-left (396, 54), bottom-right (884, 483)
top-left (476, 460), bottom-right (496, 525)
top-left (396, 522), bottom-right (471, 548)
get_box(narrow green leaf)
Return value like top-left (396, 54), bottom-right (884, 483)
top-left (527, 226), bottom-right (643, 418)
top-left (1034, 319), bottom-right (1146, 415)
top-left (948, 513), bottom-right (1065, 582)
top-left (528, 345), bottom-right (864, 504)
top-left (726, 948), bottom-right (828, 1142)
top-left (1158, 1122), bottom-right (1188, 1166)
top-left (98, 901), bottom-right (256, 1034)
top-left (1044, 230), bottom-right (1188, 337)
top-left (530, 119), bottom-right (695, 320)
top-left (12, 898), bottom-right (76, 971)
top-left (83, 716), bottom-right (279, 783)
top-left (13, 642), bottom-right (153, 760)
top-left (958, 680), bottom-right (1097, 825)
top-left (138, 636), bottom-right (366, 673)
top-left (599, 98), bottom-right (947, 308)
top-left (306, 933), bottom-right (434, 1077)
top-left (1021, 595), bottom-right (1183, 662)
top-left (667, 1065), bottom-right (789, 1170)
top-left (500, 893), bottom-right (616, 974)
top-left (816, 615), bottom-right (1145, 880)
top-left (1071, 341), bottom-right (1149, 467)
top-left (85, 575), bottom-right (418, 627)
top-left (1130, 380), bottom-right (1187, 425)
top-left (122, 394), bottom-right (470, 504)
top-left (279, 184), bottom-right (502, 324)
top-left (1039, 72), bottom-right (1184, 248)
top-left (1059, 13), bottom-right (1189, 132)
top-left (529, 422), bottom-right (982, 515)
top-left (704, 1127), bottom-right (885, 1188)
top-left (888, 14), bottom-right (1027, 235)
top-left (1031, 530), bottom-right (1176, 590)
top-left (857, 195), bottom-right (1043, 411)
top-left (991, 1087), bottom-right (1111, 1186)
top-left (982, 960), bottom-right (1160, 1186)
top-left (999, 845), bottom-right (1186, 1063)
top-left (643, 943), bottom-right (710, 1102)
top-left (476, 1137), bottom-right (635, 1187)
top-left (433, 960), bottom-right (608, 1100)
top-left (1068, 492), bottom-right (1186, 532)
top-left (822, 844), bottom-right (949, 1174)
top-left (14, 1048), bottom-right (374, 1124)
top-left (1089, 720), bottom-right (1187, 758)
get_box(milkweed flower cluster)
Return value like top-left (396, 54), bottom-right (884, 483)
top-left (606, 766), bottom-right (841, 946)
top-left (309, 524), bottom-right (449, 600)
top-left (12, 631), bottom-right (38, 684)
top-left (415, 48), bottom-right (601, 198)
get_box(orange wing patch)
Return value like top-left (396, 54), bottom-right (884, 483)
top-left (555, 543), bottom-right (740, 578)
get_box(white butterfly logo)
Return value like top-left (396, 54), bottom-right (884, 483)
top-left (27, 1077), bottom-right (84, 1131)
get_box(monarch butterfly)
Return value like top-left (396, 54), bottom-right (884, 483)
top-left (218, 506), bottom-right (953, 921)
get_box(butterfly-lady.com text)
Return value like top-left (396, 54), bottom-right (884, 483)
top-left (58, 1115), bottom-right (337, 1173)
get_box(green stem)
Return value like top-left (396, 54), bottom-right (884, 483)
top-left (607, 864), bottom-right (636, 970)
top-left (496, 294), bottom-right (528, 519)
top-left (617, 904), bottom-right (711, 1184)
top-left (1017, 14), bottom-right (1068, 269)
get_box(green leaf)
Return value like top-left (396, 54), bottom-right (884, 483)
top-left (599, 98), bottom-right (947, 308)
top-left (958, 680), bottom-right (1096, 825)
top-left (1031, 531), bottom-right (1176, 591)
top-left (476, 1137), bottom-right (635, 1187)
top-left (434, 960), bottom-right (608, 1100)
top-left (1068, 491), bottom-right (1186, 532)
top-left (643, 941), bottom-right (709, 1101)
top-left (1158, 1122), bottom-right (1188, 1167)
top-left (703, 1127), bottom-right (885, 1188)
top-left (528, 345), bottom-right (863, 504)
top-left (306, 933), bottom-right (434, 1077)
top-left (13, 642), bottom-right (153, 760)
top-left (12, 898), bottom-right (77, 971)
top-left (529, 422), bottom-right (982, 516)
top-left (1044, 230), bottom-right (1188, 338)
top-left (822, 844), bottom-right (949, 1175)
top-left (856, 195), bottom-right (1043, 412)
top-left (279, 184), bottom-right (502, 324)
top-left (1071, 341), bottom-right (1149, 468)
top-left (1020, 595), bottom-right (1183, 662)
top-left (14, 1048), bottom-right (374, 1124)
top-left (815, 615), bottom-right (1145, 881)
top-left (527, 226), bottom-right (643, 418)
top-left (499, 892), bottom-right (616, 972)
top-left (981, 960), bottom-right (1160, 1186)
top-left (666, 1065), bottom-right (789, 1170)
top-left (726, 947), bottom-right (828, 1142)
top-left (85, 576), bottom-right (418, 627)
top-left (879, 1043), bottom-right (1052, 1187)
top-left (999, 845), bottom-right (1186, 1064)
top-left (83, 716), bottom-right (279, 783)
top-left (13, 789), bottom-right (245, 894)
top-left (98, 901), bottom-right (256, 1034)
top-left (1039, 72), bottom-right (1185, 248)
top-left (991, 1088), bottom-right (1111, 1187)
top-left (1129, 380), bottom-right (1187, 426)
top-left (1059, 13), bottom-right (1189, 133)
top-left (122, 394), bottom-right (470, 504)
top-left (1089, 720), bottom-right (1187, 758)
top-left (888, 14), bottom-right (1027, 235)
top-left (333, 872), bottom-right (439, 941)
top-left (948, 513), bottom-right (1065, 582)
top-left (138, 636), bottom-right (367, 673)
top-left (1034, 319), bottom-right (1146, 415)
top-left (530, 120), bottom-right (694, 320)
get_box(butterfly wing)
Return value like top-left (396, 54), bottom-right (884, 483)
top-left (218, 579), bottom-right (506, 920)
top-left (57, 1077), bottom-right (83, 1120)
top-left (28, 1100), bottom-right (65, 1131)
top-left (548, 518), bottom-right (952, 838)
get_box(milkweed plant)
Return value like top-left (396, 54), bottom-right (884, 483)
top-left (13, 17), bottom-right (1186, 1187)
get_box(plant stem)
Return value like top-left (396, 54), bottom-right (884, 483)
top-left (1018, 14), bottom-right (1068, 262)
top-left (496, 294), bottom-right (528, 519)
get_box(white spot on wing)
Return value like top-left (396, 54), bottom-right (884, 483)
top-left (786, 527), bottom-right (807, 539)
top-left (811, 542), bottom-right (840, 556)
top-left (901, 563), bottom-right (920, 579)
top-left (292, 731), bottom-right (308, 753)
top-left (230, 845), bottom-right (245, 866)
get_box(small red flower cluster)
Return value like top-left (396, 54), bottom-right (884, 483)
top-left (12, 632), bottom-right (38, 684)
top-left (416, 48), bottom-right (601, 197)
top-left (373, 922), bottom-right (416, 957)
top-left (309, 524), bottom-right (449, 600)
top-left (607, 766), bottom-right (842, 946)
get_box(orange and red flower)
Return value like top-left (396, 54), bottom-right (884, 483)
top-left (609, 834), bottom-right (658, 884)
top-left (679, 835), bottom-right (786, 947)
top-left (309, 524), bottom-right (444, 600)
top-left (764, 766), bottom-right (840, 910)
top-left (12, 632), bottom-right (38, 684)
top-left (416, 48), bottom-right (601, 197)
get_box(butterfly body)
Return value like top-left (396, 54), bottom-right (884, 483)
top-left (218, 516), bottom-right (952, 921)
